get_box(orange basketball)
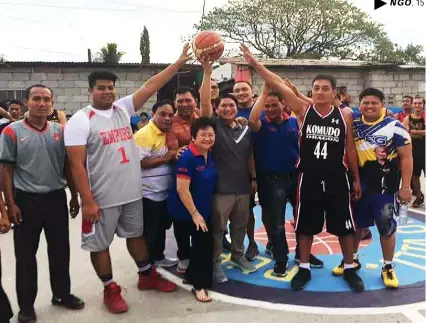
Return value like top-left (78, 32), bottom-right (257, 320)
top-left (192, 31), bottom-right (224, 62)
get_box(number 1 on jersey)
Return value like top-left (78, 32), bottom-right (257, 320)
top-left (314, 141), bottom-right (328, 159)
top-left (118, 147), bottom-right (130, 164)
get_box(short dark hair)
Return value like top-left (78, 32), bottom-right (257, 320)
top-left (414, 95), bottom-right (425, 105)
top-left (215, 93), bottom-right (239, 108)
top-left (191, 117), bottom-right (216, 139)
top-left (24, 84), bottom-right (53, 100)
top-left (403, 95), bottom-right (414, 103)
top-left (174, 86), bottom-right (196, 100)
top-left (140, 112), bottom-right (149, 118)
top-left (8, 99), bottom-right (24, 107)
top-left (359, 88), bottom-right (385, 102)
top-left (267, 92), bottom-right (283, 101)
top-left (152, 100), bottom-right (176, 114)
top-left (233, 81), bottom-right (252, 89)
top-left (88, 70), bottom-right (118, 89)
top-left (0, 101), bottom-right (7, 109)
top-left (312, 74), bottom-right (337, 89)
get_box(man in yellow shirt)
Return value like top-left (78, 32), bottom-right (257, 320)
top-left (134, 101), bottom-right (178, 268)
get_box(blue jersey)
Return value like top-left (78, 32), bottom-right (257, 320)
top-left (352, 111), bottom-right (411, 194)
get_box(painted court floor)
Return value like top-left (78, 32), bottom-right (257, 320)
top-left (0, 195), bottom-right (425, 323)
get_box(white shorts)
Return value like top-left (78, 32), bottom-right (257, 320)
top-left (81, 199), bottom-right (144, 252)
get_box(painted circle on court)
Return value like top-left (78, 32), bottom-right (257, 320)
top-left (165, 204), bottom-right (425, 308)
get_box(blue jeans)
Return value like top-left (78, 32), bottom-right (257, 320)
top-left (258, 173), bottom-right (296, 263)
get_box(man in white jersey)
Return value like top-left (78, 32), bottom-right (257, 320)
top-left (64, 45), bottom-right (192, 314)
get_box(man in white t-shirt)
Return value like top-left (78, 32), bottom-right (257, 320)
top-left (64, 44), bottom-right (192, 314)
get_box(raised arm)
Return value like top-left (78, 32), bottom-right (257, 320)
top-left (248, 84), bottom-right (268, 132)
top-left (199, 59), bottom-right (214, 117)
top-left (240, 44), bottom-right (307, 118)
top-left (132, 44), bottom-right (193, 111)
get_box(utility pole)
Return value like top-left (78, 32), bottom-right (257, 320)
top-left (201, 0), bottom-right (206, 29)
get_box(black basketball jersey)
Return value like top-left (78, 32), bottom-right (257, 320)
top-left (47, 109), bottom-right (60, 123)
top-left (296, 106), bottom-right (348, 173)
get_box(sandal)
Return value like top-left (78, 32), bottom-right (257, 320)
top-left (191, 288), bottom-right (212, 303)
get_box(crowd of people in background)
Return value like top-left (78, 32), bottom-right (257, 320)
top-left (0, 43), bottom-right (424, 322)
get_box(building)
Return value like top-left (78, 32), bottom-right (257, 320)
top-left (0, 61), bottom-right (202, 115)
top-left (0, 59), bottom-right (424, 115)
top-left (218, 57), bottom-right (426, 107)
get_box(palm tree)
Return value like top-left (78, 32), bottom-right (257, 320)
top-left (95, 43), bottom-right (125, 64)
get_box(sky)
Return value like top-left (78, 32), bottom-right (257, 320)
top-left (0, 0), bottom-right (425, 63)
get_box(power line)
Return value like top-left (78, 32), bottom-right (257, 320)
top-left (0, 14), bottom-right (43, 23)
top-left (102, 0), bottom-right (200, 13)
top-left (0, 2), bottom-right (200, 13)
top-left (11, 46), bottom-right (82, 56)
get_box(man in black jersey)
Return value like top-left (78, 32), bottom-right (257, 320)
top-left (240, 44), bottom-right (364, 292)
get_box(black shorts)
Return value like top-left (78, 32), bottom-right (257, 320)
top-left (295, 171), bottom-right (355, 237)
top-left (412, 140), bottom-right (425, 177)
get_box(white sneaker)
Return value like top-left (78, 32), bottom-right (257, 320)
top-left (155, 257), bottom-right (178, 268)
top-left (177, 259), bottom-right (190, 274)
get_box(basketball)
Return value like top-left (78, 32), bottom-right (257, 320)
top-left (192, 31), bottom-right (225, 62)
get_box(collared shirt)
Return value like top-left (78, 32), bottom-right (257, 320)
top-left (212, 116), bottom-right (252, 194)
top-left (253, 113), bottom-right (299, 174)
top-left (134, 120), bottom-right (172, 201)
top-left (167, 142), bottom-right (218, 221)
top-left (166, 111), bottom-right (200, 150)
top-left (0, 120), bottom-right (66, 193)
top-left (353, 111), bottom-right (411, 194)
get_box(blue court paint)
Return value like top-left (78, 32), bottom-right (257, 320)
top-left (222, 204), bottom-right (425, 292)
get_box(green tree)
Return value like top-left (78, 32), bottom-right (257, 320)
top-left (196, 0), bottom-right (424, 64)
top-left (0, 55), bottom-right (5, 63)
top-left (140, 26), bottom-right (150, 64)
top-left (95, 43), bottom-right (125, 64)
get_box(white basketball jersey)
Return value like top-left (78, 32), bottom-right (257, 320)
top-left (82, 105), bottom-right (142, 208)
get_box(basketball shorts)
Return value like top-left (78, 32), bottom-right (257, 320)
top-left (81, 198), bottom-right (144, 252)
top-left (295, 171), bottom-right (355, 237)
top-left (355, 192), bottom-right (397, 237)
top-left (412, 140), bottom-right (425, 177)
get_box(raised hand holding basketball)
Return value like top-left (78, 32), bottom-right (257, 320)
top-left (200, 56), bottom-right (214, 73)
top-left (177, 43), bottom-right (193, 67)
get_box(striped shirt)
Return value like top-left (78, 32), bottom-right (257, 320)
top-left (134, 120), bottom-right (172, 201)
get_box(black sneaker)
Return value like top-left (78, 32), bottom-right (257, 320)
top-left (265, 242), bottom-right (273, 256)
top-left (412, 194), bottom-right (425, 208)
top-left (272, 261), bottom-right (288, 277)
top-left (245, 242), bottom-right (259, 261)
top-left (18, 310), bottom-right (37, 323)
top-left (291, 267), bottom-right (311, 291)
top-left (52, 294), bottom-right (85, 310)
top-left (343, 267), bottom-right (365, 292)
top-left (294, 253), bottom-right (324, 268)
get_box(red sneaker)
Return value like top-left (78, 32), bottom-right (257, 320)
top-left (137, 268), bottom-right (177, 292)
top-left (103, 283), bottom-right (128, 314)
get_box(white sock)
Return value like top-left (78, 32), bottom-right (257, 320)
top-left (384, 260), bottom-right (392, 266)
top-left (103, 279), bottom-right (114, 287)
top-left (344, 263), bottom-right (355, 270)
top-left (299, 262), bottom-right (310, 270)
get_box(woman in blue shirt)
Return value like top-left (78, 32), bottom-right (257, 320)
top-left (168, 117), bottom-right (218, 302)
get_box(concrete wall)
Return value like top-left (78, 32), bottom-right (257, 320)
top-left (0, 64), bottom-right (424, 115)
top-left (0, 66), bottom-right (160, 115)
top-left (247, 66), bottom-right (425, 106)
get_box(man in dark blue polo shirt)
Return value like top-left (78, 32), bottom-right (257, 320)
top-left (249, 85), bottom-right (323, 276)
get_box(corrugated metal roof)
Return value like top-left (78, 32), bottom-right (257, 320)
top-left (218, 57), bottom-right (425, 69)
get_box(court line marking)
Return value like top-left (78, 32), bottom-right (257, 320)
top-left (409, 208), bottom-right (425, 215)
top-left (402, 309), bottom-right (426, 323)
top-left (157, 268), bottom-right (425, 316)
